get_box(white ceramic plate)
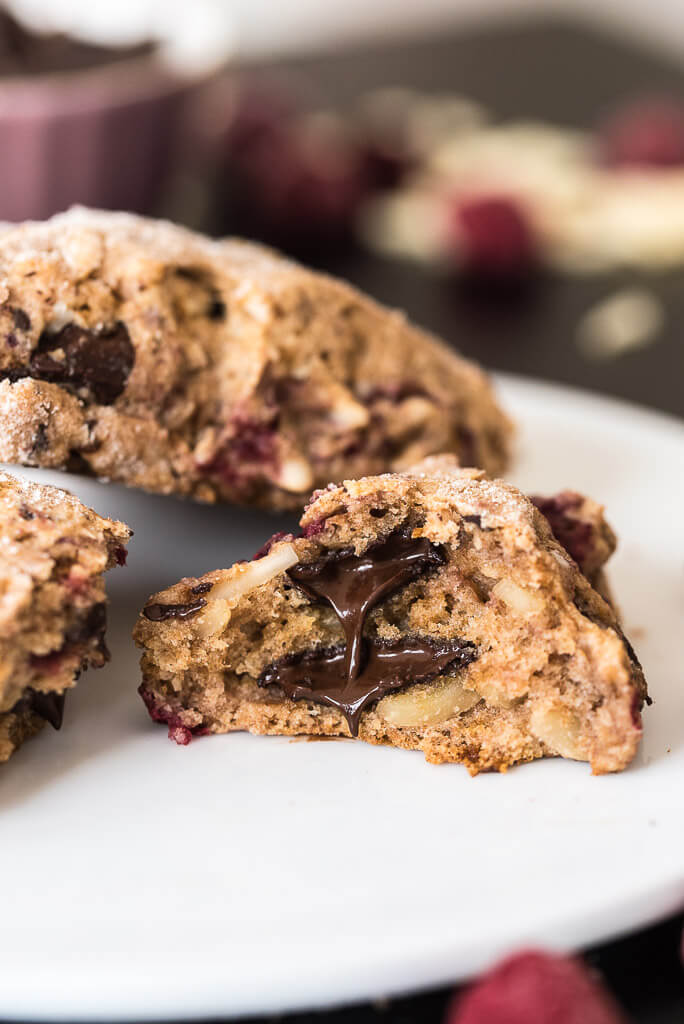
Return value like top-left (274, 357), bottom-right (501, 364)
top-left (2, 375), bottom-right (683, 1023)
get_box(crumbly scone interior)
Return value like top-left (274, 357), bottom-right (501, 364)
top-left (0, 209), bottom-right (511, 508)
top-left (136, 467), bottom-right (645, 774)
top-left (0, 472), bottom-right (130, 762)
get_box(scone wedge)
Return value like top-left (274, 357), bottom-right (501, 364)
top-left (0, 207), bottom-right (511, 510)
top-left (1, 471), bottom-right (130, 762)
top-left (134, 458), bottom-right (646, 774)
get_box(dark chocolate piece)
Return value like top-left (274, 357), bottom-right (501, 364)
top-left (26, 322), bottom-right (135, 405)
top-left (259, 638), bottom-right (476, 736)
top-left (191, 582), bottom-right (213, 595)
top-left (143, 598), bottom-right (207, 622)
top-left (65, 602), bottom-right (107, 646)
top-left (11, 688), bottom-right (65, 730)
top-left (12, 308), bottom-right (30, 331)
top-left (288, 528), bottom-right (445, 679)
top-left (259, 526), bottom-right (475, 732)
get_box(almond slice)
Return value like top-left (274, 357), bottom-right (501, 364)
top-left (377, 675), bottom-right (481, 728)
top-left (209, 543), bottom-right (299, 606)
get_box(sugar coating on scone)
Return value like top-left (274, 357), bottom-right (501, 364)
top-left (0, 471), bottom-right (130, 762)
top-left (0, 207), bottom-right (511, 510)
top-left (134, 457), bottom-right (646, 775)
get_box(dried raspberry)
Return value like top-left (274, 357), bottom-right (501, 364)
top-left (138, 685), bottom-right (209, 745)
top-left (530, 492), bottom-right (594, 570)
top-left (227, 113), bottom-right (370, 251)
top-left (299, 517), bottom-right (326, 539)
top-left (598, 98), bottom-right (684, 168)
top-left (198, 420), bottom-right (278, 491)
top-left (225, 80), bottom-right (298, 155)
top-left (449, 195), bottom-right (537, 276)
top-left (252, 531), bottom-right (295, 560)
top-left (447, 951), bottom-right (628, 1024)
top-left (114, 545), bottom-right (128, 566)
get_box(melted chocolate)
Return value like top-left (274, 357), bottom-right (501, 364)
top-left (259, 526), bottom-right (476, 733)
top-left (259, 639), bottom-right (476, 735)
top-left (288, 529), bottom-right (445, 679)
top-left (11, 689), bottom-right (65, 730)
top-left (143, 599), bottom-right (206, 622)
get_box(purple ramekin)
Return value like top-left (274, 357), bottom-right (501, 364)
top-left (0, 51), bottom-right (201, 221)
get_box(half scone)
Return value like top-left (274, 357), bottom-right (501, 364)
top-left (134, 458), bottom-right (646, 774)
top-left (0, 207), bottom-right (511, 510)
top-left (0, 471), bottom-right (130, 762)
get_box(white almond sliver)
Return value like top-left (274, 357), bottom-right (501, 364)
top-left (531, 705), bottom-right (587, 761)
top-left (492, 578), bottom-right (544, 616)
top-left (377, 676), bottom-right (480, 728)
top-left (209, 543), bottom-right (299, 606)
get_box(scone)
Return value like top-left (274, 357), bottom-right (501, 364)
top-left (0, 471), bottom-right (130, 762)
top-left (134, 457), bottom-right (646, 774)
top-left (0, 207), bottom-right (511, 510)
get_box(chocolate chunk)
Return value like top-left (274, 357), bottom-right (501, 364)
top-left (28, 322), bottom-right (134, 404)
top-left (259, 637), bottom-right (477, 736)
top-left (30, 422), bottom-right (48, 454)
top-left (191, 582), bottom-right (213, 595)
top-left (18, 503), bottom-right (34, 520)
top-left (143, 598), bottom-right (207, 622)
top-left (11, 688), bottom-right (65, 730)
top-left (207, 298), bottom-right (226, 321)
top-left (462, 514), bottom-right (483, 527)
top-left (65, 602), bottom-right (107, 645)
top-left (12, 308), bottom-right (30, 331)
top-left (260, 526), bottom-right (471, 733)
top-left (288, 528), bottom-right (445, 679)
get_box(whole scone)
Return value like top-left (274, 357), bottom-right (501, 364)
top-left (0, 208), bottom-right (511, 509)
top-left (0, 470), bottom-right (130, 762)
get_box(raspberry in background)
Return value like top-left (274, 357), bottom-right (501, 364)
top-left (598, 97), bottom-right (684, 168)
top-left (447, 950), bottom-right (630, 1024)
top-left (448, 195), bottom-right (538, 278)
top-left (222, 82), bottom-right (372, 253)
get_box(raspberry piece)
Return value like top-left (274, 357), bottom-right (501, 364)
top-left (448, 951), bottom-right (628, 1024)
top-left (138, 685), bottom-right (209, 745)
top-left (530, 492), bottom-right (594, 570)
top-left (252, 531), bottom-right (295, 560)
top-left (450, 196), bottom-right (537, 276)
top-left (598, 98), bottom-right (684, 168)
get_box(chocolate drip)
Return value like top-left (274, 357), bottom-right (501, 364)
top-left (288, 529), bottom-right (445, 680)
top-left (259, 526), bottom-right (476, 733)
top-left (259, 639), bottom-right (476, 735)
top-left (143, 598), bottom-right (207, 622)
top-left (11, 689), bottom-right (65, 730)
